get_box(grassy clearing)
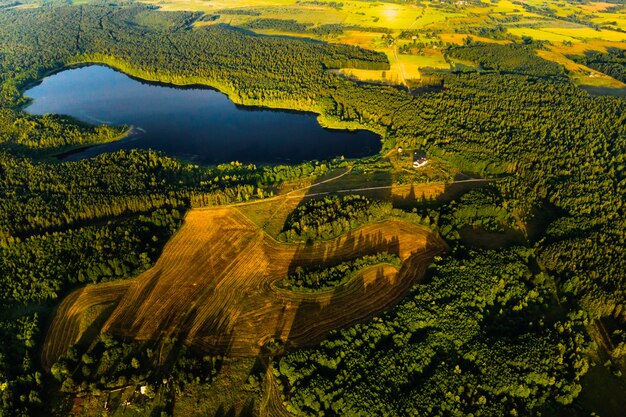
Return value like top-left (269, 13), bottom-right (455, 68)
top-left (571, 74), bottom-right (626, 97)
top-left (172, 357), bottom-right (261, 417)
top-left (43, 205), bottom-right (445, 368)
top-left (532, 47), bottom-right (626, 97)
top-left (235, 189), bottom-right (308, 237)
top-left (338, 67), bottom-right (400, 84)
top-left (334, 29), bottom-right (381, 49)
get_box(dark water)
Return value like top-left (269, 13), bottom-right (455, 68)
top-left (24, 65), bottom-right (380, 164)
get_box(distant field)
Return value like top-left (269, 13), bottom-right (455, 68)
top-left (43, 205), bottom-right (445, 369)
top-left (509, 27), bottom-right (626, 43)
top-left (439, 33), bottom-right (511, 45)
top-left (139, 0), bottom-right (626, 93)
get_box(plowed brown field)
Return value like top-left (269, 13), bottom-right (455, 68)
top-left (42, 207), bottom-right (445, 370)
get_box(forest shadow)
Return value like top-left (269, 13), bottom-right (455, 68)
top-left (283, 232), bottom-right (443, 349)
top-left (436, 176), bottom-right (493, 205)
top-left (286, 229), bottom-right (401, 273)
top-left (283, 262), bottom-right (371, 348)
top-left (301, 168), bottom-right (393, 202)
top-left (107, 270), bottom-right (163, 336)
top-left (458, 225), bottom-right (527, 250)
top-left (73, 301), bottom-right (119, 354)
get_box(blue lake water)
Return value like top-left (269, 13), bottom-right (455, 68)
top-left (24, 65), bottom-right (381, 164)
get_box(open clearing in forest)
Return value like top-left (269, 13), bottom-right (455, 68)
top-left (43, 205), bottom-right (445, 369)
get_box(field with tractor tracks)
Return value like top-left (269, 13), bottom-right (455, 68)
top-left (43, 205), bottom-right (445, 369)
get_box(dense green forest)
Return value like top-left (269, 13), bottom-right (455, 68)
top-left (277, 249), bottom-right (590, 416)
top-left (0, 3), bottom-right (624, 416)
top-left (279, 195), bottom-right (393, 241)
top-left (447, 43), bottom-right (564, 76)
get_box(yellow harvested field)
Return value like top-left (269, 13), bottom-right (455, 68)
top-left (440, 33), bottom-right (511, 45)
top-left (509, 26), bottom-right (626, 43)
top-left (580, 2), bottom-right (617, 12)
top-left (536, 49), bottom-right (587, 72)
top-left (488, 0), bottom-right (526, 14)
top-left (41, 281), bottom-right (130, 369)
top-left (43, 206), bottom-right (445, 368)
top-left (342, 4), bottom-right (423, 29)
top-left (338, 67), bottom-right (402, 84)
top-left (554, 40), bottom-right (626, 56)
top-left (399, 51), bottom-right (449, 71)
top-left (508, 27), bottom-right (579, 43)
top-left (549, 27), bottom-right (626, 42)
top-left (532, 46), bottom-right (626, 96)
top-left (592, 13), bottom-right (626, 29)
top-left (334, 30), bottom-right (382, 49)
top-left (141, 0), bottom-right (294, 12)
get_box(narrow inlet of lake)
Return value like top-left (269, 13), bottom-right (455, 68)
top-left (24, 65), bottom-right (381, 165)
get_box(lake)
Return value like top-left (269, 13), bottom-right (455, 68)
top-left (24, 65), bottom-right (381, 165)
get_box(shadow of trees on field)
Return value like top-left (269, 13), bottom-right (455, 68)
top-left (106, 270), bottom-right (163, 337)
top-left (287, 229), bottom-right (401, 272)
top-left (283, 233), bottom-right (444, 350)
top-left (301, 168), bottom-right (393, 202)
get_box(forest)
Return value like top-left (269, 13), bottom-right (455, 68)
top-left (279, 195), bottom-right (394, 241)
top-left (569, 47), bottom-right (626, 83)
top-left (0, 2), bottom-right (624, 416)
top-left (277, 248), bottom-right (590, 416)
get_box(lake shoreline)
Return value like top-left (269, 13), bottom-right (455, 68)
top-left (51, 125), bottom-right (136, 161)
top-left (24, 64), bottom-right (382, 165)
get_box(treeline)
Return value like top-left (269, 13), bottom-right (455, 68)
top-left (242, 18), bottom-right (383, 38)
top-left (279, 195), bottom-right (393, 241)
top-left (438, 186), bottom-right (518, 240)
top-left (277, 248), bottom-right (590, 416)
top-left (277, 252), bottom-right (400, 291)
top-left (51, 333), bottom-right (221, 396)
top-left (0, 108), bottom-right (125, 149)
top-left (242, 18), bottom-right (309, 33)
top-left (297, 0), bottom-right (344, 8)
top-left (215, 8), bottom-right (261, 16)
top-left (447, 43), bottom-right (564, 76)
top-left (0, 150), bottom-right (341, 239)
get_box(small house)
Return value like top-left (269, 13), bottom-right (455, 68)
top-left (412, 150), bottom-right (428, 168)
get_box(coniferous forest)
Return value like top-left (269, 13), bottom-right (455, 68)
top-left (0, 2), bottom-right (624, 416)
